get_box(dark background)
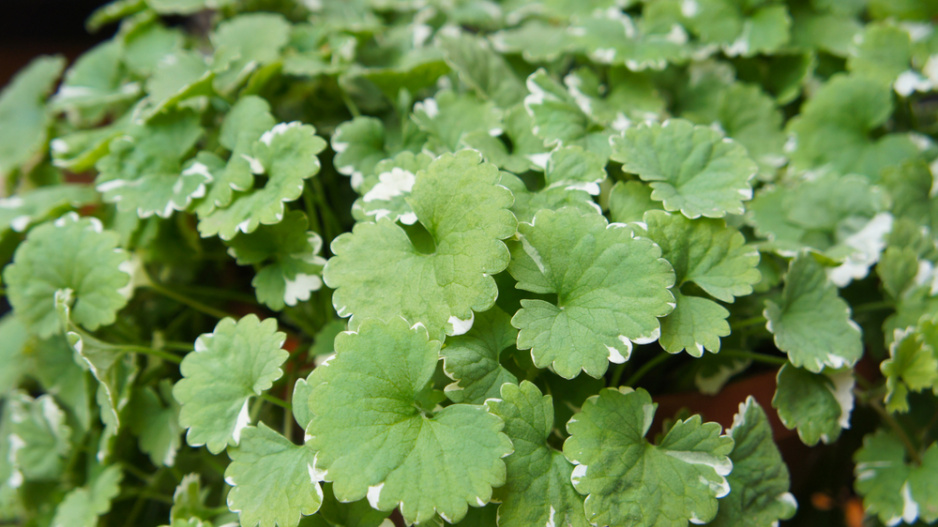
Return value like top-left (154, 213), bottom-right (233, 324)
top-left (0, 0), bottom-right (111, 86)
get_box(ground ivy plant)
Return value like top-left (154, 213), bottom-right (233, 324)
top-left (2, 0), bottom-right (938, 526)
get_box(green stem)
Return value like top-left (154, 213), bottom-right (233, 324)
top-left (339, 89), bottom-right (361, 118)
top-left (174, 283), bottom-right (258, 304)
top-left (120, 345), bottom-right (183, 364)
top-left (145, 278), bottom-right (232, 320)
top-left (303, 185), bottom-right (323, 236)
top-left (731, 315), bottom-right (767, 331)
top-left (851, 300), bottom-right (894, 314)
top-left (261, 393), bottom-right (291, 410)
top-left (623, 352), bottom-right (674, 387)
top-left (867, 396), bottom-right (922, 465)
top-left (163, 341), bottom-right (195, 352)
top-left (609, 362), bottom-right (628, 388)
top-left (718, 349), bottom-right (787, 366)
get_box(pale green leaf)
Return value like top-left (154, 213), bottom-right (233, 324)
top-left (51, 41), bottom-right (140, 125)
top-left (95, 109), bottom-right (205, 218)
top-left (412, 90), bottom-right (502, 154)
top-left (491, 21), bottom-right (579, 63)
top-left (460, 105), bottom-right (546, 175)
top-left (0, 316), bottom-right (29, 395)
top-left (212, 13), bottom-right (291, 93)
top-left (198, 122), bottom-right (327, 240)
top-left (324, 150), bottom-right (516, 340)
top-left (441, 306), bottom-right (518, 405)
top-left (129, 381), bottom-right (182, 467)
top-left (509, 207), bottom-right (675, 378)
top-left (764, 254), bottom-right (863, 372)
top-left (658, 292), bottom-right (729, 356)
top-left (709, 397), bottom-right (796, 526)
top-left (7, 391), bottom-right (72, 483)
top-left (571, 13), bottom-right (692, 71)
top-left (848, 23), bottom-right (912, 87)
top-left (50, 466), bottom-right (122, 527)
top-left (608, 181), bottom-right (660, 224)
top-left (882, 315), bottom-right (938, 413)
top-left (610, 119), bottom-right (757, 219)
top-left (306, 318), bottom-right (512, 525)
top-left (353, 151), bottom-right (433, 225)
top-left (0, 56), bottom-right (64, 177)
top-left (227, 210), bottom-right (326, 310)
top-left (772, 364), bottom-right (853, 446)
top-left (563, 387), bottom-right (734, 527)
top-left (524, 70), bottom-right (612, 158)
top-left (4, 213), bottom-right (131, 338)
top-left (65, 331), bottom-right (139, 439)
top-left (0, 184), bottom-right (98, 235)
top-left (173, 315), bottom-right (288, 454)
top-left (855, 430), bottom-right (938, 525)
top-left (485, 381), bottom-right (590, 527)
top-left (225, 423), bottom-right (323, 527)
top-left (439, 32), bottom-right (525, 108)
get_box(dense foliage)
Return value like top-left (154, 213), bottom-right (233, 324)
top-left (2, 0), bottom-right (938, 525)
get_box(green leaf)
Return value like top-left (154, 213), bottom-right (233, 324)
top-left (786, 74), bottom-right (917, 180)
top-left (563, 387), bottom-right (734, 526)
top-left (441, 306), bottom-right (518, 405)
top-left (147, 0), bottom-right (233, 14)
top-left (883, 160), bottom-right (938, 234)
top-left (524, 70), bottom-right (612, 158)
top-left (882, 315), bottom-right (938, 413)
top-left (95, 109), bottom-right (205, 218)
top-left (643, 210), bottom-right (759, 355)
top-left (129, 381), bottom-right (182, 467)
top-left (0, 56), bottom-right (64, 177)
top-left (65, 331), bottom-right (139, 440)
top-left (50, 466), bottom-right (122, 527)
top-left (608, 180), bottom-right (660, 223)
top-left (198, 121), bottom-right (327, 240)
top-left (0, 184), bottom-right (98, 235)
top-left (212, 13), bottom-right (291, 93)
top-left (173, 315), bottom-right (288, 454)
top-left (684, 1), bottom-right (791, 56)
top-left (764, 254), bottom-right (863, 372)
top-left (855, 430), bottom-right (938, 525)
top-left (461, 105), bottom-right (547, 175)
top-left (571, 12), bottom-right (692, 71)
top-left (52, 41), bottom-right (140, 125)
top-left (509, 207), bottom-right (675, 378)
top-left (121, 22), bottom-right (184, 76)
top-left (610, 119), bottom-right (757, 219)
top-left (227, 210), bottom-right (326, 310)
top-left (709, 397), bottom-right (796, 526)
top-left (412, 90), bottom-right (502, 154)
top-left (316, 483), bottom-right (393, 527)
top-left (4, 213), bottom-right (131, 338)
top-left (491, 21), bottom-right (579, 63)
top-left (847, 23), bottom-right (912, 87)
top-left (306, 317), bottom-right (512, 525)
top-left (485, 381), bottom-right (590, 527)
top-left (324, 150), bottom-right (516, 340)
top-left (332, 117), bottom-right (394, 191)
top-left (439, 32), bottom-right (526, 108)
top-left (225, 423), bottom-right (323, 527)
top-left (143, 50), bottom-right (215, 117)
top-left (354, 151), bottom-right (433, 225)
top-left (0, 316), bottom-right (29, 395)
top-left (772, 363), bottom-right (854, 446)
top-left (7, 391), bottom-right (72, 483)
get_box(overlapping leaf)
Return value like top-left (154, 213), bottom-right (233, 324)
top-left (509, 207), bottom-right (675, 378)
top-left (173, 315), bottom-right (288, 454)
top-left (0, 56), bottom-right (64, 177)
top-left (855, 430), bottom-right (938, 525)
top-left (773, 364), bottom-right (854, 445)
top-left (442, 306), bottom-right (518, 405)
top-left (324, 150), bottom-right (516, 340)
top-left (305, 317), bottom-right (512, 525)
top-left (563, 387), bottom-right (734, 526)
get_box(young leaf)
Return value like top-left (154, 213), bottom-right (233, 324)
top-left (50, 465), bottom-right (123, 527)
top-left (461, 105), bottom-right (547, 175)
top-left (438, 32), bottom-right (526, 108)
top-left (412, 90), bottom-right (503, 154)
top-left (709, 397), bottom-right (797, 526)
top-left (51, 40), bottom-right (140, 125)
top-left (571, 12), bottom-right (691, 71)
top-left (0, 184), bottom-right (98, 235)
top-left (354, 151), bottom-right (433, 225)
top-left (305, 317), bottom-right (512, 525)
top-left (485, 381), bottom-right (590, 527)
top-left (442, 306), bottom-right (519, 405)
top-left (509, 207), bottom-right (675, 378)
top-left (0, 55), bottom-right (64, 178)
top-left (563, 387), bottom-right (734, 526)
top-left (524, 70), bottom-right (612, 158)
top-left (644, 210), bottom-right (760, 355)
top-left (325, 150), bottom-right (516, 340)
top-left (129, 381), bottom-right (183, 467)
top-left (225, 423), bottom-right (323, 527)
top-left (881, 316), bottom-right (938, 413)
top-left (772, 364), bottom-right (854, 445)
top-left (226, 210), bottom-right (326, 310)
top-left (682, 1), bottom-right (791, 56)
top-left (198, 121), bottom-right (327, 240)
top-left (7, 391), bottom-right (72, 483)
top-left (610, 119), bottom-right (757, 219)
top-left (855, 430), bottom-right (938, 525)
top-left (173, 315), bottom-right (288, 454)
top-left (4, 213), bottom-right (131, 338)
top-left (95, 109), bottom-right (204, 219)
top-left (764, 254), bottom-right (863, 372)
top-left (331, 117), bottom-right (394, 191)
top-left (212, 13), bottom-right (291, 93)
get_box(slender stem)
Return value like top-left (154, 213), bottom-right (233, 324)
top-left (119, 462), bottom-right (156, 483)
top-left (731, 315), bottom-right (767, 331)
top-left (719, 349), bottom-right (787, 366)
top-left (302, 185), bottom-right (323, 236)
top-left (623, 352), bottom-right (674, 387)
top-left (120, 345), bottom-right (183, 364)
top-left (261, 393), bottom-right (291, 410)
top-left (339, 89), bottom-right (361, 118)
top-left (145, 278), bottom-right (232, 320)
top-left (174, 283), bottom-right (258, 304)
top-left (851, 300), bottom-right (894, 314)
top-left (867, 396), bottom-right (922, 465)
top-left (163, 341), bottom-right (195, 352)
top-left (609, 362), bottom-right (628, 388)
